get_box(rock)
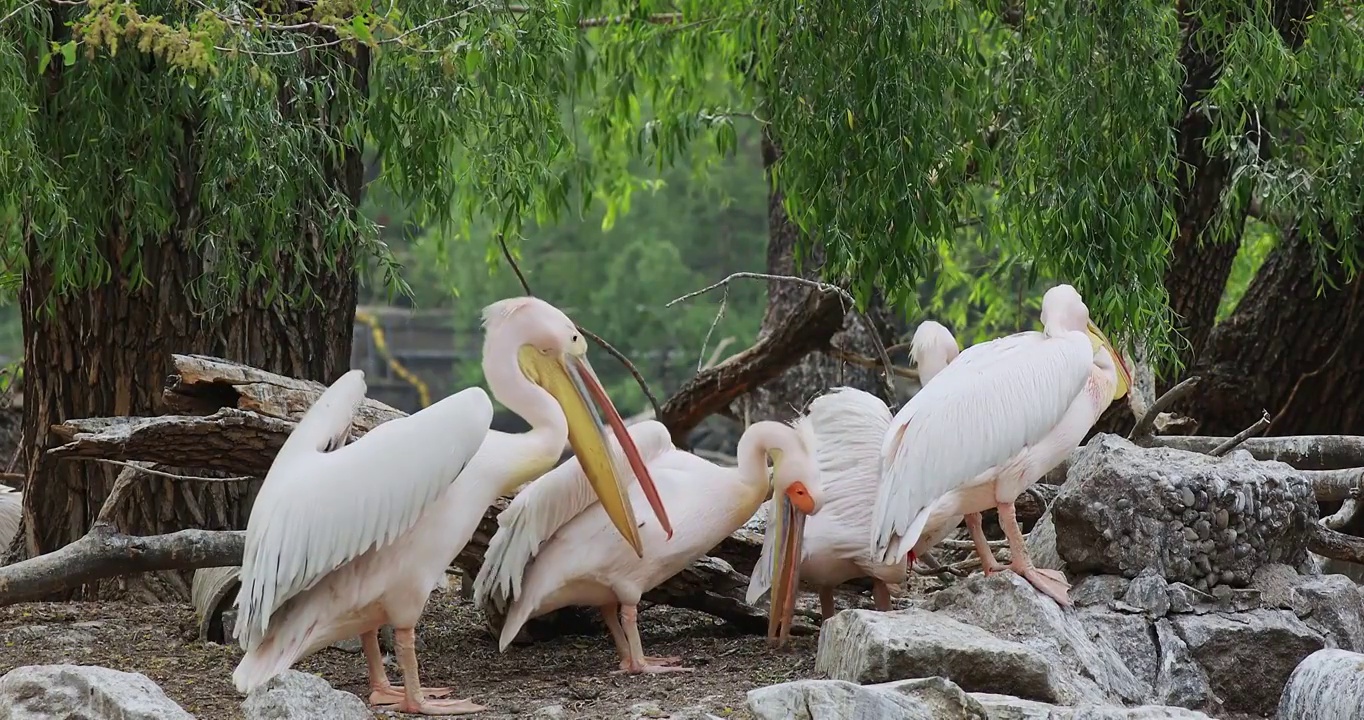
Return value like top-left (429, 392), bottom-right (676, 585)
top-left (1123, 571), bottom-right (1171, 617)
top-left (1277, 648), bottom-right (1364, 720)
top-left (1286, 574), bottom-right (1364, 651)
top-left (747, 677), bottom-right (989, 720)
top-left (1171, 609), bottom-right (1324, 716)
top-left (533, 705), bottom-right (568, 719)
top-left (1071, 575), bottom-right (1132, 607)
top-left (815, 608), bottom-right (1060, 702)
top-left (1077, 611), bottom-right (1157, 691)
top-left (0, 664), bottom-right (193, 720)
top-left (1024, 512), bottom-right (1065, 571)
top-left (666, 707), bottom-right (725, 720)
top-left (926, 573), bottom-right (1148, 705)
top-left (629, 701), bottom-right (667, 718)
top-left (1165, 584), bottom-right (1209, 614)
top-left (1210, 585), bottom-right (1262, 612)
top-left (240, 670), bottom-right (372, 720)
top-left (1052, 435), bottom-right (1317, 588)
top-left (1150, 620), bottom-right (1214, 710)
top-left (969, 693), bottom-right (1215, 719)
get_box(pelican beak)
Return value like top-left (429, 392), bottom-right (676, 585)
top-left (766, 453), bottom-right (817, 649)
top-left (518, 347), bottom-right (672, 558)
top-left (1086, 321), bottom-right (1131, 401)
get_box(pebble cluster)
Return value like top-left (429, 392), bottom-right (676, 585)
top-left (1055, 435), bottom-right (1317, 591)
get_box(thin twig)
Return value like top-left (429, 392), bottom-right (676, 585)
top-left (1128, 376), bottom-right (1201, 442)
top-left (1210, 410), bottom-right (1273, 457)
top-left (84, 458), bottom-right (253, 484)
top-left (828, 349), bottom-right (920, 380)
top-left (694, 283), bottom-right (730, 372)
top-left (0, 0), bottom-right (37, 26)
top-left (496, 235), bottom-right (662, 418)
top-left (667, 272), bottom-right (897, 399)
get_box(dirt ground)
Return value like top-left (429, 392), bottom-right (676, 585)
top-left (0, 581), bottom-right (839, 720)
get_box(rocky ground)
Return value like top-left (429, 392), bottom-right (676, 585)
top-left (0, 580), bottom-right (828, 720)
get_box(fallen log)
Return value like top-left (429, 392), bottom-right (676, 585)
top-left (0, 524), bottom-right (243, 605)
top-left (1309, 524), bottom-right (1364, 565)
top-left (1148, 435), bottom-right (1364, 471)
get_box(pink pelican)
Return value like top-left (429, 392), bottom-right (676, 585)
top-left (231, 297), bottom-right (672, 715)
top-left (473, 418), bottom-right (824, 664)
top-left (0, 483), bottom-right (18, 553)
top-left (870, 284), bottom-right (1131, 606)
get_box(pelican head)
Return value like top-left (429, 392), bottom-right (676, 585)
top-left (482, 297), bottom-right (673, 558)
top-left (763, 432), bottom-right (824, 648)
top-left (909, 320), bottom-right (960, 386)
top-left (1039, 284), bottom-right (1131, 401)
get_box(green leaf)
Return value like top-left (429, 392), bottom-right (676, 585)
top-left (59, 41), bottom-right (76, 67)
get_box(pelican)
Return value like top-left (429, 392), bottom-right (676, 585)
top-left (232, 297), bottom-right (672, 716)
top-left (870, 284), bottom-right (1131, 606)
top-left (0, 483), bottom-right (19, 552)
top-left (474, 418), bottom-right (823, 664)
top-left (746, 320), bottom-right (963, 621)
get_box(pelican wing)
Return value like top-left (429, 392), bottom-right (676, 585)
top-left (234, 377), bottom-right (493, 651)
top-left (870, 333), bottom-right (1094, 565)
top-left (0, 485), bottom-right (19, 552)
top-left (747, 387), bottom-right (891, 603)
top-left (473, 419), bottom-right (674, 614)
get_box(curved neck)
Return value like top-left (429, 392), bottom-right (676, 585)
top-left (735, 421), bottom-right (791, 488)
top-left (482, 331), bottom-right (568, 462)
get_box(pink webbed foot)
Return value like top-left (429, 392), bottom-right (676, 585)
top-left (1014, 563), bottom-right (1072, 607)
top-left (369, 684), bottom-right (452, 706)
top-left (386, 697), bottom-right (488, 715)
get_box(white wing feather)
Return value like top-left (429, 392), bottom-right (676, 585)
top-left (234, 377), bottom-right (493, 651)
top-left (473, 419), bottom-right (675, 615)
top-left (870, 332), bottom-right (1093, 564)
top-left (747, 387), bottom-right (891, 604)
top-left (0, 484), bottom-right (19, 553)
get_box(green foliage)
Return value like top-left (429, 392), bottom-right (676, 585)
top-left (1217, 218), bottom-right (1278, 321)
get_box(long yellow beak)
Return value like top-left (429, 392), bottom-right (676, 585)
top-left (766, 454), bottom-right (817, 648)
top-left (1086, 321), bottom-right (1131, 401)
top-left (518, 347), bottom-right (672, 557)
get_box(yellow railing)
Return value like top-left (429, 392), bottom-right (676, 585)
top-left (354, 308), bottom-right (432, 408)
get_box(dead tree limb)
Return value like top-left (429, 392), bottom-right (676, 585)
top-left (1129, 377), bottom-right (1201, 443)
top-left (0, 524), bottom-right (244, 605)
top-left (1210, 410), bottom-right (1273, 457)
top-left (1147, 434), bottom-right (1364, 470)
top-left (1310, 524), bottom-right (1364, 565)
top-left (48, 410), bottom-right (291, 476)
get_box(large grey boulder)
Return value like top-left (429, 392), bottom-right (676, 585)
top-left (1171, 609), bottom-right (1324, 716)
top-left (925, 573), bottom-right (1148, 705)
top-left (0, 664), bottom-right (193, 720)
top-left (971, 693), bottom-right (1215, 719)
top-left (1253, 564), bottom-right (1364, 651)
top-left (1052, 435), bottom-right (1317, 591)
top-left (240, 670), bottom-right (373, 720)
top-left (746, 677), bottom-right (989, 720)
top-left (1277, 648), bottom-right (1364, 720)
top-left (815, 608), bottom-right (1061, 702)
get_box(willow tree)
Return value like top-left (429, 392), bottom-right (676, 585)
top-left (0, 0), bottom-right (749, 580)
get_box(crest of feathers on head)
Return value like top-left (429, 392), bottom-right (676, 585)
top-left (481, 297), bottom-right (542, 329)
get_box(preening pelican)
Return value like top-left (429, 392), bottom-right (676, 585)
top-left (232, 297), bottom-right (672, 716)
top-left (0, 484), bottom-right (19, 552)
top-left (870, 284), bottom-right (1131, 606)
top-left (475, 418), bottom-right (822, 665)
top-left (746, 320), bottom-right (962, 621)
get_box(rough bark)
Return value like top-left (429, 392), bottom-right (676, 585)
top-left (744, 132), bottom-right (899, 426)
top-left (17, 28), bottom-right (367, 601)
top-left (1180, 228), bottom-right (1364, 436)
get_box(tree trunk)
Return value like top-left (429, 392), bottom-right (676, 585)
top-left (745, 133), bottom-right (899, 425)
top-left (1179, 226), bottom-right (1364, 436)
top-left (15, 43), bottom-right (367, 601)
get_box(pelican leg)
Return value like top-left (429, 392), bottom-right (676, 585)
top-left (964, 512), bottom-right (1007, 575)
top-left (382, 627), bottom-right (486, 715)
top-left (818, 587), bottom-right (836, 620)
top-left (613, 604), bottom-right (693, 674)
top-left (998, 502), bottom-right (1071, 606)
top-left (872, 580), bottom-right (892, 612)
top-left (364, 630), bottom-right (451, 706)
top-left (603, 603), bottom-right (680, 669)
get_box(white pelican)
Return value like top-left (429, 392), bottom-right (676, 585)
top-left (870, 284), bottom-right (1131, 606)
top-left (0, 483), bottom-right (19, 552)
top-left (745, 320), bottom-right (962, 621)
top-left (232, 297), bottom-right (673, 716)
top-left (474, 418), bottom-right (823, 665)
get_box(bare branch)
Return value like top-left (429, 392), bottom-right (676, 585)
top-left (667, 272), bottom-right (897, 401)
top-left (1210, 410), bottom-right (1273, 457)
top-left (1303, 467), bottom-right (1364, 503)
top-left (1146, 434), bottom-right (1364, 470)
top-left (1309, 523), bottom-right (1364, 566)
top-left (0, 525), bottom-right (244, 606)
top-left (1322, 499), bottom-right (1360, 531)
top-left (1129, 376), bottom-right (1201, 442)
top-left (85, 458), bottom-right (253, 485)
top-left (828, 349), bottom-right (920, 380)
top-left (495, 235), bottom-right (662, 419)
